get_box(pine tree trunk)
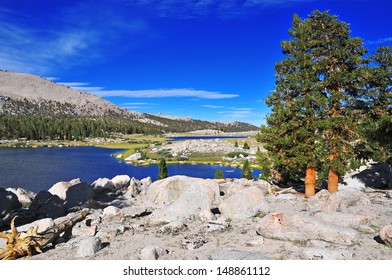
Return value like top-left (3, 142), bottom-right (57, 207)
top-left (305, 167), bottom-right (317, 198)
top-left (328, 169), bottom-right (339, 193)
top-left (328, 148), bottom-right (339, 192)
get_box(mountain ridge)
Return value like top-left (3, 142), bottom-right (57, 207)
top-left (0, 70), bottom-right (258, 133)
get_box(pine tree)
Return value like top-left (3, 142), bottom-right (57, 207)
top-left (157, 158), bottom-right (169, 180)
top-left (312, 11), bottom-right (367, 192)
top-left (256, 10), bottom-right (367, 196)
top-left (214, 168), bottom-right (226, 179)
top-left (243, 142), bottom-right (250, 149)
top-left (361, 45), bottom-right (392, 161)
top-left (368, 46), bottom-right (392, 119)
top-left (241, 159), bottom-right (253, 180)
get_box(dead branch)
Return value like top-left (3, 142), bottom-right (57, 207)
top-left (0, 209), bottom-right (89, 260)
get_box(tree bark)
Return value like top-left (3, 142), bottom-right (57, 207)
top-left (305, 167), bottom-right (317, 198)
top-left (328, 169), bottom-right (339, 193)
top-left (328, 149), bottom-right (339, 193)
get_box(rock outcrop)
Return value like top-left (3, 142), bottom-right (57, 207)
top-left (256, 212), bottom-right (360, 245)
top-left (149, 184), bottom-right (212, 225)
top-left (63, 182), bottom-right (95, 212)
top-left (0, 188), bottom-right (22, 218)
top-left (380, 225), bottom-right (392, 245)
top-left (48, 179), bottom-right (81, 200)
top-left (307, 188), bottom-right (371, 212)
top-left (147, 175), bottom-right (220, 206)
top-left (29, 191), bottom-right (65, 220)
top-left (219, 186), bottom-right (269, 220)
top-left (340, 163), bottom-right (392, 190)
top-left (1, 170), bottom-right (392, 261)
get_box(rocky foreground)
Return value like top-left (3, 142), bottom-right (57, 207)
top-left (1, 164), bottom-right (392, 260)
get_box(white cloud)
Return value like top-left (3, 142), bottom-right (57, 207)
top-left (203, 105), bottom-right (224, 108)
top-left (58, 82), bottom-right (105, 93)
top-left (218, 107), bottom-right (255, 119)
top-left (45, 77), bottom-right (59, 81)
top-left (123, 0), bottom-right (312, 19)
top-left (0, 3), bottom-right (148, 75)
top-left (245, 0), bottom-right (310, 5)
top-left (59, 82), bottom-right (90, 87)
top-left (366, 37), bottom-right (392, 45)
top-left (122, 102), bottom-right (156, 105)
top-left (92, 88), bottom-right (239, 99)
top-left (58, 82), bottom-right (238, 99)
top-left (123, 105), bottom-right (154, 109)
top-left (0, 0), bottom-right (309, 74)
top-left (0, 21), bottom-right (100, 74)
top-left (121, 102), bottom-right (157, 109)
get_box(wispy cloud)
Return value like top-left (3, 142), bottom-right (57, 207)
top-left (45, 77), bottom-right (59, 81)
top-left (61, 82), bottom-right (238, 99)
top-left (122, 0), bottom-right (313, 19)
top-left (203, 105), bottom-right (224, 109)
top-left (245, 0), bottom-right (311, 5)
top-left (121, 102), bottom-right (157, 109)
top-left (122, 102), bottom-right (158, 106)
top-left (0, 21), bottom-right (100, 73)
top-left (58, 82), bottom-right (104, 93)
top-left (202, 104), bottom-right (256, 119)
top-left (0, 0), bottom-right (308, 74)
top-left (366, 37), bottom-right (392, 45)
top-left (0, 2), bottom-right (148, 74)
top-left (60, 82), bottom-right (90, 87)
top-left (122, 105), bottom-right (154, 109)
top-left (218, 107), bottom-right (255, 119)
top-left (92, 88), bottom-right (238, 99)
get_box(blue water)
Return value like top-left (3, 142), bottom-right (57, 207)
top-left (0, 147), bottom-right (260, 193)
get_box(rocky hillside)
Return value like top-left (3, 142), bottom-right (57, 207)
top-left (0, 71), bottom-right (136, 117)
top-left (0, 70), bottom-right (258, 133)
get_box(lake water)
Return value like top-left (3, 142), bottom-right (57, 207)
top-left (0, 146), bottom-right (260, 193)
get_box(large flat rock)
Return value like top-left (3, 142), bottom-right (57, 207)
top-left (256, 212), bottom-right (360, 245)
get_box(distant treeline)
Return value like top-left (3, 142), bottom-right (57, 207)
top-left (146, 114), bottom-right (258, 132)
top-left (0, 115), bottom-right (162, 140)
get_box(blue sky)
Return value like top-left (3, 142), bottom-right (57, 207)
top-left (1, 0), bottom-right (391, 126)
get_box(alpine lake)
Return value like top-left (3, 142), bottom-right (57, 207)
top-left (0, 136), bottom-right (261, 193)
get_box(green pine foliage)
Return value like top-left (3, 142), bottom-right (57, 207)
top-left (241, 159), bottom-right (253, 180)
top-left (214, 168), bottom-right (226, 179)
top-left (257, 148), bottom-right (272, 181)
top-left (256, 10), bottom-right (369, 183)
top-left (243, 142), bottom-right (250, 149)
top-left (360, 46), bottom-right (392, 162)
top-left (0, 115), bottom-right (160, 140)
top-left (157, 158), bottom-right (169, 180)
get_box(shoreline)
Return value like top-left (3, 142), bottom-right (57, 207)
top-left (0, 132), bottom-right (261, 167)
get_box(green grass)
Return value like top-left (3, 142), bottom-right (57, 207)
top-left (187, 152), bottom-right (223, 164)
top-left (226, 151), bottom-right (249, 158)
top-left (96, 134), bottom-right (168, 160)
top-left (95, 134), bottom-right (265, 167)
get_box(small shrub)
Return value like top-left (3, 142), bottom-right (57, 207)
top-left (21, 201), bottom-right (32, 209)
top-left (259, 165), bottom-right (272, 181)
top-left (176, 156), bottom-right (188, 161)
top-left (214, 168), bottom-right (226, 179)
top-left (349, 159), bottom-right (362, 170)
top-left (242, 159), bottom-right (253, 179)
top-left (157, 158), bottom-right (168, 180)
top-left (226, 151), bottom-right (249, 158)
